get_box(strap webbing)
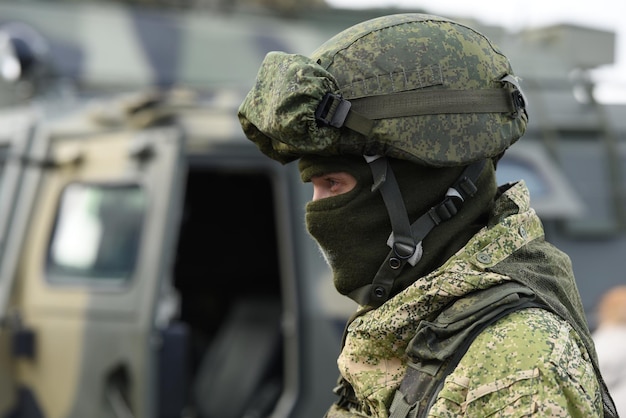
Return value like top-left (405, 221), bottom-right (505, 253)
top-left (389, 297), bottom-right (548, 418)
top-left (315, 80), bottom-right (524, 139)
top-left (369, 157), bottom-right (416, 255)
top-left (343, 108), bottom-right (375, 137)
top-left (349, 159), bottom-right (486, 307)
top-left (351, 89), bottom-right (515, 120)
top-left (348, 157), bottom-right (418, 306)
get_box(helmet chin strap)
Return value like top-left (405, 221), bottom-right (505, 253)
top-left (348, 156), bottom-right (487, 307)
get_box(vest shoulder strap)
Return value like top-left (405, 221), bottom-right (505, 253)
top-left (389, 293), bottom-right (546, 418)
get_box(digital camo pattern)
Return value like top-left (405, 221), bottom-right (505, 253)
top-left (431, 308), bottom-right (602, 417)
top-left (328, 181), bottom-right (601, 417)
top-left (238, 13), bottom-right (528, 167)
top-left (238, 52), bottom-right (345, 163)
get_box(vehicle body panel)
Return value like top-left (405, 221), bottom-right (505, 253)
top-left (7, 109), bottom-right (186, 417)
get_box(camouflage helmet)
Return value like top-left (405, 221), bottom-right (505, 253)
top-left (238, 13), bottom-right (528, 167)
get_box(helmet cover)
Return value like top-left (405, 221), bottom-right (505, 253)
top-left (238, 13), bottom-right (528, 167)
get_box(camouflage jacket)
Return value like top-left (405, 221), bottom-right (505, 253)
top-left (325, 181), bottom-right (603, 417)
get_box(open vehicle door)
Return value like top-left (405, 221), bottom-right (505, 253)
top-left (4, 97), bottom-right (186, 418)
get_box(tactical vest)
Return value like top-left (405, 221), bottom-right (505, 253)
top-left (328, 281), bottom-right (618, 418)
top-left (388, 282), bottom-right (544, 417)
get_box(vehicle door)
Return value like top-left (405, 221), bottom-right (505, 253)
top-left (7, 106), bottom-right (186, 418)
top-left (0, 107), bottom-right (41, 417)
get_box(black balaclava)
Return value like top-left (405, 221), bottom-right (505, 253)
top-left (299, 154), bottom-right (498, 299)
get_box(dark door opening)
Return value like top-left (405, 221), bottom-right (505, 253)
top-left (171, 166), bottom-right (284, 418)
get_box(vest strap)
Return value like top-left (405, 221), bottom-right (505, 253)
top-left (390, 284), bottom-right (547, 418)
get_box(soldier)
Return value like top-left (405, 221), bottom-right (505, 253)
top-left (238, 13), bottom-right (618, 417)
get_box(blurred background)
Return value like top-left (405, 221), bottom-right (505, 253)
top-left (1, 0), bottom-right (625, 373)
top-left (328, 0), bottom-right (626, 105)
top-left (0, 1), bottom-right (625, 417)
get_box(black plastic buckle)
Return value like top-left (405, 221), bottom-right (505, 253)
top-left (315, 93), bottom-right (352, 128)
top-left (511, 89), bottom-right (526, 117)
top-left (429, 197), bottom-right (462, 225)
top-left (458, 176), bottom-right (478, 198)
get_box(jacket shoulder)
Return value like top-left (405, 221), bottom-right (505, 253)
top-left (429, 307), bottom-right (603, 416)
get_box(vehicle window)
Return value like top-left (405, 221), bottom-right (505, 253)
top-left (497, 157), bottom-right (549, 198)
top-left (497, 142), bottom-right (587, 221)
top-left (47, 182), bottom-right (146, 283)
top-left (559, 139), bottom-right (619, 234)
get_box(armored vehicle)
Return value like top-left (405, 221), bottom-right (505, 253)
top-left (0, 2), bottom-right (624, 417)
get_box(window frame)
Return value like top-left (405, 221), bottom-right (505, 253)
top-left (45, 180), bottom-right (148, 287)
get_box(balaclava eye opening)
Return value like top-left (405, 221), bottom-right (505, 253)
top-left (299, 154), bottom-right (497, 302)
